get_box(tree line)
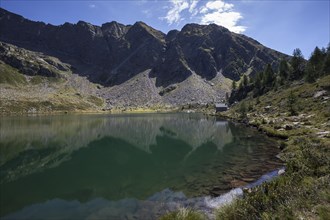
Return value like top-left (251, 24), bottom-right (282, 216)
top-left (228, 44), bottom-right (330, 104)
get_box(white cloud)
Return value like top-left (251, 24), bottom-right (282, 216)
top-left (161, 0), bottom-right (246, 33)
top-left (161, 0), bottom-right (189, 25)
top-left (89, 4), bottom-right (96, 9)
top-left (200, 0), bottom-right (233, 13)
top-left (189, 0), bottom-right (199, 16)
top-left (200, 11), bottom-right (246, 33)
top-left (198, 1), bottom-right (246, 33)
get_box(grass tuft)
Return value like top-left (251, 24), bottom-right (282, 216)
top-left (159, 208), bottom-right (206, 220)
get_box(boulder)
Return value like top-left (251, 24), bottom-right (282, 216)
top-left (313, 90), bottom-right (327, 98)
top-left (284, 124), bottom-right (293, 130)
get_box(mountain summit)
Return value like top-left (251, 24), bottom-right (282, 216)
top-left (0, 8), bottom-right (288, 112)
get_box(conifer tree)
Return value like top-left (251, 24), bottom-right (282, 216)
top-left (263, 64), bottom-right (274, 87)
top-left (290, 48), bottom-right (305, 80)
top-left (253, 72), bottom-right (263, 96)
top-left (322, 43), bottom-right (330, 75)
top-left (306, 47), bottom-right (327, 82)
top-left (279, 59), bottom-right (289, 81)
top-left (323, 53), bottom-right (330, 75)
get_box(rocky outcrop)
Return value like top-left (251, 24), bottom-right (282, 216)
top-left (0, 42), bottom-right (70, 77)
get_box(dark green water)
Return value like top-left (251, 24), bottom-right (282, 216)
top-left (0, 113), bottom-right (282, 219)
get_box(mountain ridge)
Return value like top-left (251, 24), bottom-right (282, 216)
top-left (0, 8), bottom-right (289, 113)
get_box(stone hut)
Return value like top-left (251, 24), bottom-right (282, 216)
top-left (215, 103), bottom-right (228, 112)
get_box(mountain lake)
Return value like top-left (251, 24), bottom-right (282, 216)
top-left (0, 113), bottom-right (283, 219)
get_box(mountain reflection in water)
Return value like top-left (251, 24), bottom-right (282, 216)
top-left (0, 113), bottom-right (282, 218)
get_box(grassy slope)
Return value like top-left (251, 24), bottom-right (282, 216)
top-left (216, 75), bottom-right (330, 219)
top-left (0, 62), bottom-right (105, 114)
top-left (0, 62), bottom-right (28, 86)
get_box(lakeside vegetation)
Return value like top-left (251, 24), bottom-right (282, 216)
top-left (216, 45), bottom-right (330, 219)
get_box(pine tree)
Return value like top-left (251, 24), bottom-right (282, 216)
top-left (306, 47), bottom-right (327, 82)
top-left (309, 47), bottom-right (324, 66)
top-left (279, 59), bottom-right (289, 82)
top-left (323, 53), bottom-right (330, 75)
top-left (263, 64), bottom-right (274, 87)
top-left (290, 48), bottom-right (305, 80)
top-left (322, 43), bottom-right (330, 75)
top-left (253, 72), bottom-right (263, 96)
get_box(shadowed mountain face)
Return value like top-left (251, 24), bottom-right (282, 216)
top-left (0, 8), bottom-right (286, 84)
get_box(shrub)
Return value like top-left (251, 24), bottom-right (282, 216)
top-left (238, 102), bottom-right (247, 119)
top-left (287, 90), bottom-right (298, 116)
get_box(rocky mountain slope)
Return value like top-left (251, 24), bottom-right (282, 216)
top-left (0, 42), bottom-right (105, 114)
top-left (0, 8), bottom-right (288, 113)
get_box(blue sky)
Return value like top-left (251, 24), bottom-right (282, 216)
top-left (1, 0), bottom-right (329, 58)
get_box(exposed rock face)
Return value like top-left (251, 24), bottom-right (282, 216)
top-left (0, 42), bottom-right (70, 77)
top-left (0, 8), bottom-right (288, 108)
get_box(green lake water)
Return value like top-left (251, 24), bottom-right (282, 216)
top-left (0, 113), bottom-right (282, 219)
